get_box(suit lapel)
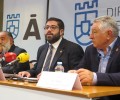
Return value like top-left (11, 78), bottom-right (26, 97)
top-left (50, 39), bottom-right (66, 70)
top-left (106, 37), bottom-right (120, 72)
top-left (94, 52), bottom-right (100, 72)
top-left (36, 44), bottom-right (49, 72)
top-left (91, 47), bottom-right (100, 72)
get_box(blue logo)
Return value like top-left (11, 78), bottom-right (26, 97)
top-left (6, 14), bottom-right (20, 39)
top-left (74, 0), bottom-right (98, 46)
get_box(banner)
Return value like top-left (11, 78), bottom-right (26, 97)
top-left (3, 0), bottom-right (47, 60)
top-left (48, 0), bottom-right (120, 50)
top-left (3, 0), bottom-right (120, 59)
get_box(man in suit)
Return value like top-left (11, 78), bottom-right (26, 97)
top-left (69, 16), bottom-right (120, 100)
top-left (0, 31), bottom-right (30, 74)
top-left (18, 17), bottom-right (84, 77)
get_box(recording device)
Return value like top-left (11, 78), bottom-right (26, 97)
top-left (6, 52), bottom-right (30, 66)
top-left (0, 52), bottom-right (17, 63)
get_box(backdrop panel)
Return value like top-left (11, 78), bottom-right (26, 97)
top-left (3, 0), bottom-right (47, 60)
top-left (49, 0), bottom-right (120, 50)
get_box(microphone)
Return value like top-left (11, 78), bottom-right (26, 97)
top-left (0, 52), bottom-right (17, 63)
top-left (6, 52), bottom-right (30, 66)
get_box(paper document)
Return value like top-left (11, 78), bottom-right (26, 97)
top-left (37, 71), bottom-right (82, 91)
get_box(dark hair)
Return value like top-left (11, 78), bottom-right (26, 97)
top-left (46, 17), bottom-right (65, 30)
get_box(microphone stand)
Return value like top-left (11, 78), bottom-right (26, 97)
top-left (12, 61), bottom-right (19, 77)
top-left (6, 61), bottom-right (19, 81)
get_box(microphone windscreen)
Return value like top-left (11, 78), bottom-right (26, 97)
top-left (4, 52), bottom-right (17, 62)
top-left (17, 52), bottom-right (30, 63)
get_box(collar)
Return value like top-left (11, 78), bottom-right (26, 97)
top-left (49, 37), bottom-right (62, 49)
top-left (8, 44), bottom-right (15, 52)
top-left (97, 38), bottom-right (117, 56)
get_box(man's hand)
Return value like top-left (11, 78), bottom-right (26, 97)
top-left (18, 71), bottom-right (31, 78)
top-left (37, 73), bottom-right (41, 80)
top-left (76, 68), bottom-right (94, 86)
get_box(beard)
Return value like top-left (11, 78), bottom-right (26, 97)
top-left (45, 32), bottom-right (61, 44)
top-left (2, 40), bottom-right (11, 53)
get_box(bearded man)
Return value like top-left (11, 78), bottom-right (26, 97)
top-left (18, 17), bottom-right (84, 78)
top-left (0, 31), bottom-right (30, 74)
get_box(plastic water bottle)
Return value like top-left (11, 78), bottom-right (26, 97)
top-left (55, 62), bottom-right (64, 72)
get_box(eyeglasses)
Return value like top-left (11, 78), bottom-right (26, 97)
top-left (44, 25), bottom-right (59, 30)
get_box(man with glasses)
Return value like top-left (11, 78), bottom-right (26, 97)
top-left (18, 17), bottom-right (84, 77)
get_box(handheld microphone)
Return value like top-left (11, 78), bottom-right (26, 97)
top-left (0, 52), bottom-right (17, 63)
top-left (6, 52), bottom-right (30, 66)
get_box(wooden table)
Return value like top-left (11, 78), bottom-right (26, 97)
top-left (0, 80), bottom-right (120, 100)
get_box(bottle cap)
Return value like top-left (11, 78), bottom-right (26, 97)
top-left (57, 62), bottom-right (62, 65)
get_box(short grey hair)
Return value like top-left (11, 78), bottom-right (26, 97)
top-left (93, 16), bottom-right (119, 37)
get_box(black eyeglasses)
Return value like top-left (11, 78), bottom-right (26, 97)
top-left (44, 25), bottom-right (59, 31)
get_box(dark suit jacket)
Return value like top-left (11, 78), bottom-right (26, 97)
top-left (28, 38), bottom-right (84, 77)
top-left (76, 37), bottom-right (120, 100)
top-left (2, 44), bottom-right (30, 74)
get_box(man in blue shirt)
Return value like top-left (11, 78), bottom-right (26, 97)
top-left (70, 16), bottom-right (120, 100)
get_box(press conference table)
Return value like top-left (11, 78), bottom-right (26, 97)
top-left (0, 80), bottom-right (120, 100)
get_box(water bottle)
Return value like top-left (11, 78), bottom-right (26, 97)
top-left (55, 62), bottom-right (64, 72)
